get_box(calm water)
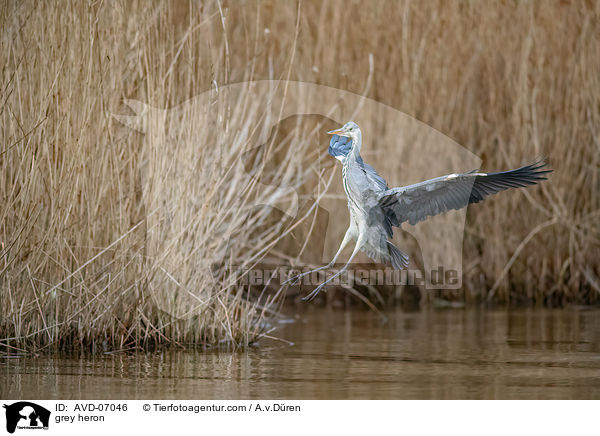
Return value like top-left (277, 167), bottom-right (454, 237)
top-left (2, 308), bottom-right (600, 399)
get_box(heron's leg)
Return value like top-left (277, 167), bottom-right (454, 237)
top-left (283, 227), bottom-right (352, 285)
top-left (302, 234), bottom-right (365, 301)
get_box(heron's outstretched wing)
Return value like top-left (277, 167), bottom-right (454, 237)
top-left (379, 161), bottom-right (551, 226)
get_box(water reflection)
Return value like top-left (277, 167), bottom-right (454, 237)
top-left (1, 308), bottom-right (599, 399)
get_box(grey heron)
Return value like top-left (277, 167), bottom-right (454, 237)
top-left (287, 121), bottom-right (551, 301)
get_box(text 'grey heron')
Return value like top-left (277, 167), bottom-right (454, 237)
top-left (286, 121), bottom-right (551, 301)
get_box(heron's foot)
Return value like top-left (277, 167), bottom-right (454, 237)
top-left (282, 266), bottom-right (329, 286)
top-left (302, 283), bottom-right (327, 302)
top-left (282, 273), bottom-right (304, 286)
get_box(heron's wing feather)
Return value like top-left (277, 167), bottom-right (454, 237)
top-left (379, 160), bottom-right (551, 226)
top-left (328, 134), bottom-right (352, 159)
top-left (359, 158), bottom-right (388, 191)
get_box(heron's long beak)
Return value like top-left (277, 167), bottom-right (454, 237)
top-left (327, 128), bottom-right (344, 135)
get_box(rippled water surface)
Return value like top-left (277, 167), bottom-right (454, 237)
top-left (2, 308), bottom-right (600, 399)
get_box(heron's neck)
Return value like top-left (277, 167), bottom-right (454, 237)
top-left (349, 132), bottom-right (362, 157)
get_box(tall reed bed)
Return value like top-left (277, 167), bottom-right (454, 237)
top-left (0, 1), bottom-right (598, 352)
top-left (0, 1), bottom-right (317, 353)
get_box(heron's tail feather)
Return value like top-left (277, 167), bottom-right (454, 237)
top-left (388, 242), bottom-right (409, 269)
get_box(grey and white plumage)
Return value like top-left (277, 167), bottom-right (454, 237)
top-left (288, 121), bottom-right (551, 301)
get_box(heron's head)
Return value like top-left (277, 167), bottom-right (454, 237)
top-left (327, 121), bottom-right (361, 141)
